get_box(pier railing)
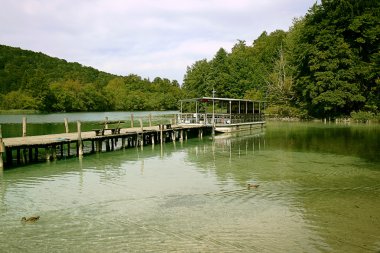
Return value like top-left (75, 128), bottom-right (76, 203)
top-left (177, 113), bottom-right (265, 125)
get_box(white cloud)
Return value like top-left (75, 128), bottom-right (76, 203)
top-left (0, 0), bottom-right (316, 83)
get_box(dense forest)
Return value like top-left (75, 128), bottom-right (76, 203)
top-left (1, 0), bottom-right (379, 120)
top-left (0, 45), bottom-right (183, 112)
top-left (183, 0), bottom-right (380, 120)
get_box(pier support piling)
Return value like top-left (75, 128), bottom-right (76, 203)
top-left (121, 138), bottom-right (126, 149)
top-left (45, 147), bottom-right (51, 161)
top-left (96, 140), bottom-right (102, 152)
top-left (52, 145), bottom-right (57, 160)
top-left (6, 148), bottom-right (12, 167)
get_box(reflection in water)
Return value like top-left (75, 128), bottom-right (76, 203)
top-left (0, 122), bottom-right (379, 252)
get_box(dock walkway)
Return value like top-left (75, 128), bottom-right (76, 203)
top-left (0, 124), bottom-right (211, 169)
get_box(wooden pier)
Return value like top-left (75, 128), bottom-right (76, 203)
top-left (0, 124), bottom-right (212, 169)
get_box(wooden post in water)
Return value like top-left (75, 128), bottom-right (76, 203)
top-left (21, 148), bottom-right (27, 164)
top-left (52, 145), bottom-right (57, 160)
top-left (139, 118), bottom-right (144, 148)
top-left (148, 113), bottom-right (152, 127)
top-left (151, 134), bottom-right (155, 145)
top-left (0, 125), bottom-right (4, 169)
top-left (96, 140), bottom-right (102, 152)
top-left (172, 130), bottom-right (176, 143)
top-left (77, 121), bottom-right (83, 157)
top-left (34, 147), bottom-right (38, 161)
top-left (121, 138), bottom-right (126, 149)
top-left (64, 118), bottom-right (69, 133)
top-left (22, 117), bottom-right (27, 137)
top-left (131, 114), bottom-right (134, 128)
top-left (45, 147), bottom-right (51, 161)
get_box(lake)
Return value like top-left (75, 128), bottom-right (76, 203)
top-left (0, 120), bottom-right (379, 252)
top-left (0, 111), bottom-right (177, 137)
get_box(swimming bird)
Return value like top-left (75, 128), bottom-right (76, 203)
top-left (247, 183), bottom-right (260, 189)
top-left (21, 216), bottom-right (40, 223)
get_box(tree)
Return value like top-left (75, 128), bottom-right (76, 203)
top-left (183, 59), bottom-right (211, 98)
top-left (1, 90), bottom-right (39, 110)
top-left (293, 0), bottom-right (380, 118)
top-left (267, 45), bottom-right (295, 105)
top-left (208, 48), bottom-right (232, 97)
top-left (104, 78), bottom-right (128, 110)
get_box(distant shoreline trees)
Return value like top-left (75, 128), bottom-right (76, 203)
top-left (0, 45), bottom-right (183, 112)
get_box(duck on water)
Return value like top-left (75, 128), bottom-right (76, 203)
top-left (21, 216), bottom-right (40, 223)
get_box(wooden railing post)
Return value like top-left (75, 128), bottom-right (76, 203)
top-left (22, 117), bottom-right (27, 137)
top-left (64, 118), bottom-right (69, 133)
top-left (131, 114), bottom-right (134, 128)
top-left (105, 117), bottom-right (109, 129)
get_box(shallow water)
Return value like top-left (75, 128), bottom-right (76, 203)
top-left (0, 122), bottom-right (379, 252)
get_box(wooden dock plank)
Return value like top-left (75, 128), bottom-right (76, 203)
top-left (2, 125), bottom-right (205, 148)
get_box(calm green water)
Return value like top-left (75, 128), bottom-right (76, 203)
top-left (0, 111), bottom-right (177, 138)
top-left (0, 122), bottom-right (379, 252)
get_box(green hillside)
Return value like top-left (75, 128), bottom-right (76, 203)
top-left (0, 45), bottom-right (182, 112)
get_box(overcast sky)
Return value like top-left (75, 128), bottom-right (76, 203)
top-left (1, 0), bottom-right (317, 83)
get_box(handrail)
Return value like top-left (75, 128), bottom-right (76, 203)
top-left (177, 113), bottom-right (265, 125)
